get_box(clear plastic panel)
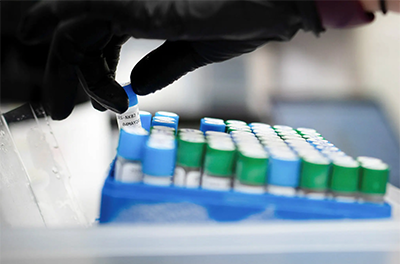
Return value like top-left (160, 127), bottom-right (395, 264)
top-left (1, 103), bottom-right (87, 227)
top-left (0, 112), bottom-right (45, 227)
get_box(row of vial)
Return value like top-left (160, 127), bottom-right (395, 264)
top-left (115, 112), bottom-right (389, 203)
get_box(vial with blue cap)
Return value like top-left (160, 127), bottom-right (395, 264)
top-left (155, 111), bottom-right (180, 123)
top-left (116, 83), bottom-right (141, 130)
top-left (266, 150), bottom-right (301, 196)
top-left (139, 111), bottom-right (152, 131)
top-left (200, 117), bottom-right (226, 133)
top-left (115, 127), bottom-right (149, 182)
top-left (152, 116), bottom-right (178, 131)
top-left (142, 134), bottom-right (177, 186)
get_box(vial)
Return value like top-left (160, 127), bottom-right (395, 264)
top-left (178, 128), bottom-right (203, 136)
top-left (201, 140), bottom-right (236, 191)
top-left (142, 134), bottom-right (176, 186)
top-left (151, 125), bottom-right (176, 136)
top-left (173, 134), bottom-right (206, 188)
top-left (114, 127), bottom-right (149, 183)
top-left (357, 156), bottom-right (383, 165)
top-left (205, 131), bottom-right (231, 139)
top-left (296, 127), bottom-right (317, 135)
top-left (155, 111), bottom-right (180, 123)
top-left (359, 161), bottom-right (389, 203)
top-left (299, 154), bottom-right (331, 199)
top-left (329, 158), bottom-right (360, 202)
top-left (272, 125), bottom-right (294, 131)
top-left (249, 122), bottom-right (271, 129)
top-left (139, 111), bottom-right (152, 131)
top-left (226, 124), bottom-right (252, 133)
top-left (116, 83), bottom-right (142, 130)
top-left (200, 117), bottom-right (226, 133)
top-left (152, 116), bottom-right (178, 131)
top-left (266, 150), bottom-right (301, 196)
top-left (234, 147), bottom-right (268, 194)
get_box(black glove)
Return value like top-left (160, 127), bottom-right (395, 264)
top-left (18, 0), bottom-right (323, 120)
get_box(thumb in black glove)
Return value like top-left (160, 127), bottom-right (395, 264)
top-left (18, 0), bottom-right (322, 120)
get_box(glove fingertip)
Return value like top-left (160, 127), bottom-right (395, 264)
top-left (48, 103), bottom-right (74, 121)
top-left (91, 99), bottom-right (107, 112)
top-left (130, 41), bottom-right (203, 96)
top-left (130, 57), bottom-right (155, 96)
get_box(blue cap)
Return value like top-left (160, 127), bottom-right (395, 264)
top-left (122, 83), bottom-right (138, 107)
top-left (140, 111), bottom-right (152, 131)
top-left (249, 122), bottom-right (271, 128)
top-left (152, 116), bottom-right (178, 131)
top-left (155, 111), bottom-right (179, 123)
top-left (200, 117), bottom-right (226, 133)
top-left (142, 138), bottom-right (176, 176)
top-left (117, 128), bottom-right (149, 160)
top-left (267, 152), bottom-right (301, 187)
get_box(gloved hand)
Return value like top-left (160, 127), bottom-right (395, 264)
top-left (18, 0), bottom-right (323, 120)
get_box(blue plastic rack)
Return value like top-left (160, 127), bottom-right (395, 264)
top-left (99, 160), bottom-right (391, 224)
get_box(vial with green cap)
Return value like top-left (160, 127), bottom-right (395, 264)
top-left (173, 134), bottom-right (206, 188)
top-left (225, 120), bottom-right (247, 126)
top-left (226, 124), bottom-right (251, 133)
top-left (357, 156), bottom-right (383, 165)
top-left (116, 83), bottom-right (142, 130)
top-left (329, 158), bottom-right (360, 202)
top-left (299, 154), bottom-right (331, 199)
top-left (359, 161), bottom-right (389, 203)
top-left (202, 140), bottom-right (236, 191)
top-left (178, 128), bottom-right (203, 136)
top-left (234, 147), bottom-right (268, 194)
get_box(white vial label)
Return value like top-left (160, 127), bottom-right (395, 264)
top-left (173, 167), bottom-right (186, 187)
top-left (115, 159), bottom-right (142, 183)
top-left (117, 104), bottom-right (141, 130)
top-left (202, 174), bottom-right (231, 191)
top-left (143, 174), bottom-right (171, 186)
top-left (267, 185), bottom-right (296, 197)
top-left (234, 180), bottom-right (265, 194)
top-left (186, 171), bottom-right (201, 188)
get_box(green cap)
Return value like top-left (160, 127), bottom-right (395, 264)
top-left (280, 134), bottom-right (303, 141)
top-left (296, 128), bottom-right (317, 134)
top-left (236, 149), bottom-right (268, 186)
top-left (225, 120), bottom-right (247, 126)
top-left (204, 141), bottom-right (236, 177)
top-left (300, 155), bottom-right (331, 191)
top-left (226, 125), bottom-right (251, 134)
top-left (359, 162), bottom-right (389, 195)
top-left (178, 128), bottom-right (203, 136)
top-left (301, 134), bottom-right (323, 139)
top-left (357, 156), bottom-right (383, 165)
top-left (176, 135), bottom-right (206, 168)
top-left (272, 125), bottom-right (293, 131)
top-left (329, 159), bottom-right (360, 193)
